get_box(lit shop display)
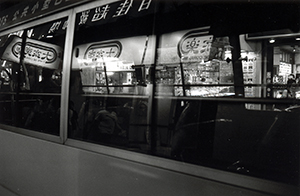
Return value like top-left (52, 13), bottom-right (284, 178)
top-left (156, 28), bottom-right (234, 97)
top-left (73, 36), bottom-right (155, 94)
top-left (241, 51), bottom-right (261, 110)
top-left (242, 56), bottom-right (256, 97)
top-left (272, 62), bottom-right (300, 99)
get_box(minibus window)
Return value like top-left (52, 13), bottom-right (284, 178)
top-left (69, 1), bottom-right (156, 150)
top-left (0, 17), bottom-right (67, 135)
top-left (68, 0), bottom-right (299, 185)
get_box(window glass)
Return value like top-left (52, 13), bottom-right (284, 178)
top-left (69, 0), bottom-right (299, 185)
top-left (0, 17), bottom-right (67, 135)
top-left (242, 32), bottom-right (300, 111)
top-left (156, 27), bottom-right (234, 97)
top-left (151, 1), bottom-right (299, 185)
top-left (69, 1), bottom-right (155, 151)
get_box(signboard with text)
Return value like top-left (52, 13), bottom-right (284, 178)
top-left (0, 0), bottom-right (91, 30)
top-left (0, 0), bottom-right (154, 31)
top-left (1, 36), bottom-right (62, 69)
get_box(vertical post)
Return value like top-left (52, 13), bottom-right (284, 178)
top-left (14, 30), bottom-right (28, 126)
top-left (149, 0), bottom-right (161, 154)
top-left (229, 35), bottom-right (244, 97)
top-left (179, 61), bottom-right (186, 96)
top-left (60, 10), bottom-right (76, 144)
top-left (266, 45), bottom-right (274, 98)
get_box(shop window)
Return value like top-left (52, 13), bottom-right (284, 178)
top-left (0, 17), bottom-right (67, 135)
top-left (242, 34), bottom-right (300, 111)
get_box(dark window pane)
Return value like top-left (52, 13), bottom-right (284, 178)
top-left (0, 17), bottom-right (67, 135)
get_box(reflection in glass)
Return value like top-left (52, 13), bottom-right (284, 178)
top-left (0, 18), bottom-right (67, 135)
top-left (69, 3), bottom-right (155, 151)
top-left (68, 1), bottom-right (299, 186)
top-left (156, 28), bottom-right (234, 97)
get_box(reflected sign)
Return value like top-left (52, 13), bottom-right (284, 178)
top-left (1, 35), bottom-right (62, 69)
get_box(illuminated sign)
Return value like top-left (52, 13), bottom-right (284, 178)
top-left (81, 41), bottom-right (134, 71)
top-left (13, 42), bottom-right (57, 63)
top-left (1, 36), bottom-right (62, 69)
top-left (279, 62), bottom-right (292, 76)
top-left (85, 41), bottom-right (122, 61)
top-left (178, 30), bottom-right (213, 62)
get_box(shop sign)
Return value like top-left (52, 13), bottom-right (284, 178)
top-left (85, 41), bottom-right (122, 61)
top-left (178, 35), bottom-right (213, 63)
top-left (279, 62), bottom-right (292, 76)
top-left (74, 35), bottom-right (154, 70)
top-left (82, 41), bottom-right (134, 70)
top-left (176, 28), bottom-right (213, 63)
top-left (1, 36), bottom-right (62, 69)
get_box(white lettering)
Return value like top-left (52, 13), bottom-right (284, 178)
top-left (113, 0), bottom-right (132, 17)
top-left (62, 20), bottom-right (68, 30)
top-left (21, 6), bottom-right (29, 18)
top-left (138, 0), bottom-right (152, 11)
top-left (79, 10), bottom-right (90, 25)
top-left (27, 29), bottom-right (34, 38)
top-left (0, 15), bottom-right (8, 26)
top-left (31, 2), bottom-right (39, 14)
top-left (42, 0), bottom-right (52, 10)
top-left (12, 10), bottom-right (20, 21)
top-left (48, 21), bottom-right (62, 33)
top-left (91, 5), bottom-right (110, 22)
top-left (54, 0), bottom-right (63, 5)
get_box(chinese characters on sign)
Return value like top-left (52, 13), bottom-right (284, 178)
top-left (48, 20), bottom-right (68, 33)
top-left (0, 0), bottom-right (153, 29)
top-left (0, 0), bottom-right (90, 29)
top-left (13, 42), bottom-right (57, 64)
top-left (91, 5), bottom-right (110, 22)
top-left (1, 36), bottom-right (62, 69)
top-left (78, 0), bottom-right (153, 26)
top-left (82, 41), bottom-right (122, 68)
